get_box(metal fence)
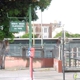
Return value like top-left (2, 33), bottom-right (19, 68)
top-left (9, 44), bottom-right (25, 56)
top-left (8, 43), bottom-right (55, 58)
top-left (52, 45), bottom-right (61, 59)
top-left (64, 47), bottom-right (80, 67)
top-left (7, 40), bottom-right (80, 59)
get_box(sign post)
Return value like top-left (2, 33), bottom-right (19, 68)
top-left (28, 48), bottom-right (35, 80)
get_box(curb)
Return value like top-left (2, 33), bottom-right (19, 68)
top-left (1, 68), bottom-right (55, 71)
top-left (34, 68), bottom-right (55, 72)
top-left (5, 68), bottom-right (28, 71)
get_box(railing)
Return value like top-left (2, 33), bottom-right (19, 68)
top-left (64, 47), bottom-right (80, 67)
top-left (8, 44), bottom-right (55, 58)
top-left (52, 45), bottom-right (61, 60)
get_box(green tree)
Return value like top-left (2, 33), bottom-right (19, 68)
top-left (54, 32), bottom-right (62, 38)
top-left (21, 33), bottom-right (37, 38)
top-left (54, 31), bottom-right (80, 38)
top-left (0, 0), bottom-right (52, 40)
top-left (0, 0), bottom-right (52, 69)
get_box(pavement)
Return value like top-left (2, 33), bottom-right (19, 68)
top-left (0, 68), bottom-right (80, 80)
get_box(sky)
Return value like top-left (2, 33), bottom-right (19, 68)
top-left (34, 0), bottom-right (80, 34)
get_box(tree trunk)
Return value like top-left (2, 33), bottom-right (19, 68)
top-left (0, 40), bottom-right (9, 69)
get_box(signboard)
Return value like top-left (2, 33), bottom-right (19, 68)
top-left (9, 21), bottom-right (26, 32)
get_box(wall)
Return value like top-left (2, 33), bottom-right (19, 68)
top-left (0, 56), bottom-right (2, 67)
top-left (4, 57), bottom-right (54, 69)
top-left (54, 58), bottom-right (62, 73)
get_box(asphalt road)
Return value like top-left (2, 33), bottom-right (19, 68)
top-left (0, 68), bottom-right (80, 80)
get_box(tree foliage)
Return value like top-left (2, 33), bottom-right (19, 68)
top-left (1, 0), bottom-right (54, 69)
top-left (54, 31), bottom-right (80, 38)
top-left (0, 0), bottom-right (52, 40)
top-left (20, 33), bottom-right (37, 38)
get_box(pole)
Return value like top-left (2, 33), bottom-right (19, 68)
top-left (29, 4), bottom-right (32, 48)
top-left (62, 26), bottom-right (65, 80)
top-left (69, 41), bottom-right (71, 67)
top-left (30, 56), bottom-right (33, 80)
top-left (33, 21), bottom-right (35, 47)
top-left (29, 4), bottom-right (33, 80)
top-left (41, 10), bottom-right (43, 48)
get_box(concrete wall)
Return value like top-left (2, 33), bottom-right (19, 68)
top-left (3, 57), bottom-right (54, 69)
top-left (0, 56), bottom-right (63, 73)
top-left (54, 58), bottom-right (62, 73)
top-left (0, 56), bottom-right (2, 67)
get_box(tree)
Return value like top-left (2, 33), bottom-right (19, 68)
top-left (0, 0), bottom-right (52, 40)
top-left (0, 0), bottom-right (52, 69)
top-left (54, 31), bottom-right (80, 38)
top-left (21, 33), bottom-right (37, 38)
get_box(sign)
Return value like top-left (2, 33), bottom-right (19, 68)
top-left (27, 48), bottom-right (31, 57)
top-left (27, 48), bottom-right (35, 58)
top-left (9, 21), bottom-right (26, 32)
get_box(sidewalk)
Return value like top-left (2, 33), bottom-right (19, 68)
top-left (0, 68), bottom-right (80, 80)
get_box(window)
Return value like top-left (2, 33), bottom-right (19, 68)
top-left (43, 27), bottom-right (48, 33)
top-left (42, 27), bottom-right (49, 38)
top-left (44, 28), bottom-right (47, 33)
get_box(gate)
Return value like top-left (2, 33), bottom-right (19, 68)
top-left (64, 43), bottom-right (80, 71)
top-left (53, 41), bottom-right (80, 71)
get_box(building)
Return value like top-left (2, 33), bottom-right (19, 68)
top-left (26, 23), bottom-right (60, 38)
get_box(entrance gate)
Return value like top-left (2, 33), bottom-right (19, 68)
top-left (53, 41), bottom-right (80, 72)
top-left (64, 43), bottom-right (80, 71)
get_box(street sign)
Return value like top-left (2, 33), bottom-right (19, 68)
top-left (9, 21), bottom-right (26, 32)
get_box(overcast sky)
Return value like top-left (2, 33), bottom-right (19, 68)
top-left (34, 0), bottom-right (80, 34)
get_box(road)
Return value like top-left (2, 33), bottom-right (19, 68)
top-left (0, 68), bottom-right (80, 80)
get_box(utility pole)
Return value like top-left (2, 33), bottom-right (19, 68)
top-left (62, 25), bottom-right (65, 80)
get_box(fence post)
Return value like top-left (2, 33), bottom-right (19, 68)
top-left (58, 45), bottom-right (60, 60)
top-left (71, 48), bottom-right (74, 66)
top-left (76, 48), bottom-right (78, 66)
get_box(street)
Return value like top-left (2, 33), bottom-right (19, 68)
top-left (0, 68), bottom-right (80, 80)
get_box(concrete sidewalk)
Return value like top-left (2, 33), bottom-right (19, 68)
top-left (0, 68), bottom-right (80, 80)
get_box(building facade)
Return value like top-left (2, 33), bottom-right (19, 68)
top-left (26, 23), bottom-right (60, 38)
